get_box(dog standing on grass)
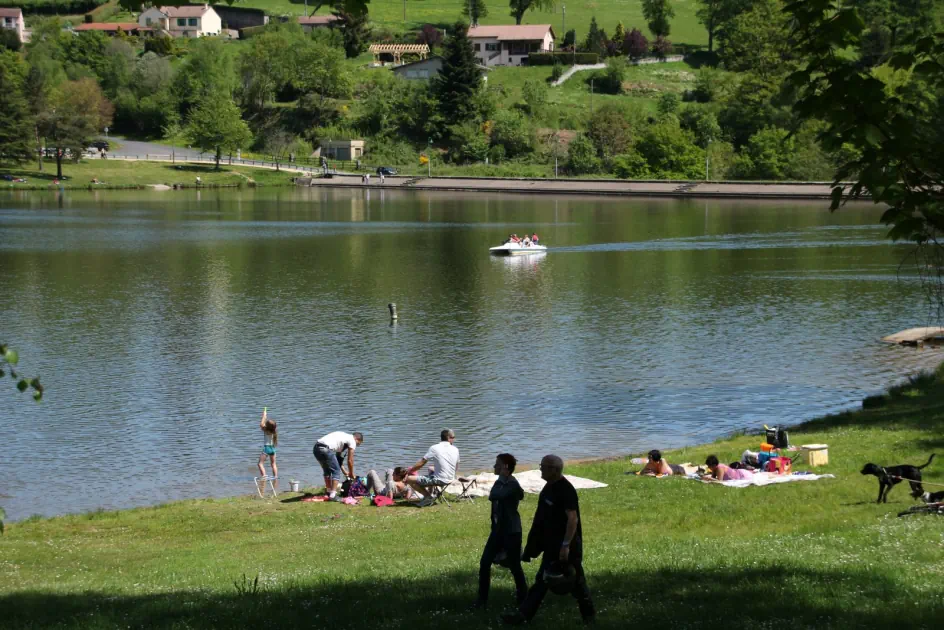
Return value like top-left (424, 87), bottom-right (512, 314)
top-left (860, 454), bottom-right (936, 503)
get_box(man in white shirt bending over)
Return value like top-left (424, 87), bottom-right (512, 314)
top-left (313, 431), bottom-right (363, 501)
top-left (405, 429), bottom-right (460, 507)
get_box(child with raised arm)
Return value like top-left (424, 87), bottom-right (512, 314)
top-left (258, 409), bottom-right (278, 482)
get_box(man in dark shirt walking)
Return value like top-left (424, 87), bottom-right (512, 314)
top-left (471, 453), bottom-right (528, 610)
top-left (502, 454), bottom-right (595, 625)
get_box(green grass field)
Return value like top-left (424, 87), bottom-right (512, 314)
top-left (0, 160), bottom-right (296, 189)
top-left (240, 0), bottom-right (709, 46)
top-left (2, 362), bottom-right (943, 628)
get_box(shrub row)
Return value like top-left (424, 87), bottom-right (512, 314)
top-left (528, 52), bottom-right (599, 65)
top-left (1, 0), bottom-right (107, 14)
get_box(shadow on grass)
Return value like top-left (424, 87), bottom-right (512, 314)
top-left (2, 566), bottom-right (941, 629)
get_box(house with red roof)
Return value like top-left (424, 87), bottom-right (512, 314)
top-left (467, 24), bottom-right (555, 67)
top-left (0, 8), bottom-right (25, 43)
top-left (138, 4), bottom-right (222, 38)
top-left (296, 15), bottom-right (340, 32)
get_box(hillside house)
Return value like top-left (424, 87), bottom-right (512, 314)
top-left (297, 15), bottom-right (340, 32)
top-left (391, 55), bottom-right (490, 82)
top-left (467, 24), bottom-right (555, 67)
top-left (0, 8), bottom-right (25, 43)
top-left (138, 5), bottom-right (222, 38)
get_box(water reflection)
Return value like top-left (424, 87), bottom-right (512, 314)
top-left (0, 189), bottom-right (939, 519)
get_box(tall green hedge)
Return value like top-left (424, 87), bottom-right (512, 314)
top-left (528, 52), bottom-right (599, 65)
top-left (1, 0), bottom-right (108, 15)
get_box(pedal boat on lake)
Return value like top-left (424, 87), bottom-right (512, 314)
top-left (489, 242), bottom-right (547, 256)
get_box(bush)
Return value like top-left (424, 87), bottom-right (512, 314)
top-left (566, 134), bottom-right (601, 175)
top-left (592, 58), bottom-right (625, 95)
top-left (448, 122), bottom-right (489, 164)
top-left (550, 61), bottom-right (564, 82)
top-left (612, 151), bottom-right (651, 179)
top-left (144, 35), bottom-right (176, 57)
top-left (0, 27), bottom-right (20, 51)
top-left (528, 52), bottom-right (598, 65)
top-left (562, 29), bottom-right (575, 49)
top-left (417, 24), bottom-right (443, 48)
top-left (623, 28), bottom-right (648, 60)
top-left (657, 92), bottom-right (680, 116)
top-left (490, 110), bottom-right (533, 159)
top-left (652, 36), bottom-right (672, 59)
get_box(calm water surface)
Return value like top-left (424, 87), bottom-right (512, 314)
top-left (1, 188), bottom-right (939, 519)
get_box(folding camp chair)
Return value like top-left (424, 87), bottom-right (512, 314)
top-left (424, 480), bottom-right (452, 508)
top-left (456, 476), bottom-right (477, 502)
top-left (254, 475), bottom-right (278, 498)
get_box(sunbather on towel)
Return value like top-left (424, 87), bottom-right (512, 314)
top-left (639, 450), bottom-right (684, 476)
top-left (702, 455), bottom-right (754, 482)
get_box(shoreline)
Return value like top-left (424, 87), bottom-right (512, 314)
top-left (303, 174), bottom-right (854, 201)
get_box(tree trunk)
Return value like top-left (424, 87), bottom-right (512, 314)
top-left (55, 149), bottom-right (62, 180)
top-left (708, 19), bottom-right (714, 53)
top-left (515, 11), bottom-right (524, 25)
top-left (215, 146), bottom-right (222, 170)
top-left (36, 127), bottom-right (43, 172)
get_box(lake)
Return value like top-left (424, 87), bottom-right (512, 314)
top-left (1, 187), bottom-right (939, 520)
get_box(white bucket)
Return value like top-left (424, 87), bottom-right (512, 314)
top-left (289, 480), bottom-right (300, 492)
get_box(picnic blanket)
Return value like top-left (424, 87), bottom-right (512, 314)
top-left (445, 469), bottom-right (608, 497)
top-left (691, 471), bottom-right (835, 488)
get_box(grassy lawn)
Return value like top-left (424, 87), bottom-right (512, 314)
top-left (241, 0), bottom-right (709, 46)
top-left (2, 363), bottom-right (943, 628)
top-left (0, 160), bottom-right (297, 189)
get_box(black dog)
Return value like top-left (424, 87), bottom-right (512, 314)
top-left (919, 490), bottom-right (944, 504)
top-left (860, 454), bottom-right (935, 503)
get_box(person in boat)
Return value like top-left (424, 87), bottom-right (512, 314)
top-left (531, 233), bottom-right (539, 244)
top-left (521, 236), bottom-right (532, 246)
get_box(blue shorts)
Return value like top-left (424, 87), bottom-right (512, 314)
top-left (313, 443), bottom-right (342, 481)
top-left (263, 446), bottom-right (276, 456)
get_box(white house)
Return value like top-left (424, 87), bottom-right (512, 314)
top-left (467, 24), bottom-right (555, 67)
top-left (139, 5), bottom-right (222, 38)
top-left (0, 8), bottom-right (25, 43)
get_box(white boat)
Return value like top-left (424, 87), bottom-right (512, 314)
top-left (489, 241), bottom-right (547, 256)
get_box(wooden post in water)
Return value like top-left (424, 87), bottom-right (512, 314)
top-left (388, 303), bottom-right (398, 320)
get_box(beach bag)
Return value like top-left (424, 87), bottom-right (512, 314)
top-left (344, 477), bottom-right (369, 498)
top-left (372, 495), bottom-right (394, 507)
top-left (765, 456), bottom-right (792, 475)
top-left (765, 427), bottom-right (790, 449)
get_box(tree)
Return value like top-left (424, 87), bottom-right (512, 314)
top-left (566, 134), bottom-right (601, 174)
top-left (264, 130), bottom-right (297, 171)
top-left (563, 29), bottom-right (576, 50)
top-left (24, 28), bottom-right (67, 172)
top-left (642, 0), bottom-right (675, 38)
top-left (186, 93), bottom-right (251, 169)
top-left (657, 91), bottom-right (680, 116)
top-left (174, 38), bottom-right (236, 116)
top-left (651, 35), bottom-right (672, 58)
top-left (294, 40), bottom-right (353, 107)
top-left (0, 27), bottom-right (20, 52)
top-left (332, 8), bottom-right (369, 58)
top-left (717, 0), bottom-right (792, 79)
top-left (786, 0), bottom-right (944, 311)
top-left (624, 28), bottom-right (649, 60)
top-left (448, 122), bottom-right (489, 163)
top-left (679, 106), bottom-right (720, 148)
top-left (522, 79), bottom-right (547, 116)
top-left (490, 109), bottom-right (534, 158)
top-left (0, 51), bottom-right (35, 164)
top-left (37, 78), bottom-right (113, 179)
top-left (585, 16), bottom-right (608, 57)
top-left (594, 57), bottom-right (626, 94)
top-left (638, 118), bottom-right (704, 178)
top-left (695, 0), bottom-right (753, 53)
top-left (433, 22), bottom-right (483, 128)
top-left (417, 24), bottom-right (443, 48)
top-left (508, 0), bottom-right (555, 26)
top-left (239, 24), bottom-right (300, 112)
top-left (462, 0), bottom-right (488, 26)
top-left (587, 103), bottom-right (636, 160)
top-left (612, 22), bottom-right (626, 54)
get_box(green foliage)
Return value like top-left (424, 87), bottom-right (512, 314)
top-left (717, 0), bottom-right (793, 79)
top-left (566, 133), bottom-right (601, 174)
top-left (354, 74), bottom-right (436, 141)
top-left (587, 103), bottom-right (638, 159)
top-left (657, 91), bottom-right (681, 116)
top-left (612, 150), bottom-right (651, 178)
top-left (643, 0), bottom-right (676, 38)
top-left (528, 52), bottom-right (599, 65)
top-left (624, 28), bottom-right (649, 60)
top-left (612, 22), bottom-right (626, 54)
top-left (293, 41), bottom-right (353, 103)
top-left (508, 0), bottom-right (555, 25)
top-left (448, 121), bottom-right (489, 163)
top-left (433, 21), bottom-right (484, 129)
top-left (0, 343), bottom-right (43, 402)
top-left (695, 0), bottom-right (754, 53)
top-left (462, 0), bottom-right (488, 25)
top-left (0, 51), bottom-right (35, 164)
top-left (12, 0), bottom-right (106, 14)
top-left (143, 35), bottom-right (175, 57)
top-left (238, 23), bottom-right (302, 112)
top-left (333, 9), bottom-right (370, 59)
top-left (490, 109), bottom-right (534, 159)
top-left (730, 126), bottom-right (793, 179)
top-left (679, 106), bottom-right (720, 147)
top-left (521, 79), bottom-right (547, 116)
top-left (592, 57), bottom-right (626, 95)
top-left (585, 16), bottom-right (608, 57)
top-left (186, 93), bottom-right (252, 168)
top-left (638, 118), bottom-right (705, 178)
top-left (550, 61), bottom-right (564, 82)
top-left (173, 38), bottom-right (236, 116)
top-left (0, 27), bottom-right (20, 52)
top-left (718, 72), bottom-right (790, 148)
top-left (37, 78), bottom-right (113, 178)
top-left (562, 29), bottom-right (576, 49)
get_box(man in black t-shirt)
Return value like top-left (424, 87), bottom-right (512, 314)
top-left (501, 454), bottom-right (595, 625)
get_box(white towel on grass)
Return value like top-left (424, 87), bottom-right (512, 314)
top-left (445, 469), bottom-right (608, 497)
top-left (693, 472), bottom-right (835, 488)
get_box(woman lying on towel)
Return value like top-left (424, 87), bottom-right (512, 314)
top-left (702, 455), bottom-right (754, 482)
top-left (639, 450), bottom-right (686, 476)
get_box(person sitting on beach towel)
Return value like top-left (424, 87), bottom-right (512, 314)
top-left (639, 450), bottom-right (685, 476)
top-left (702, 455), bottom-right (754, 482)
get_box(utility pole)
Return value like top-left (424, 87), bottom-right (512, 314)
top-left (562, 5), bottom-right (566, 37)
top-left (403, 0), bottom-right (406, 22)
top-left (705, 138), bottom-right (711, 180)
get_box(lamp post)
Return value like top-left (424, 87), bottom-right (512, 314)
top-left (562, 4), bottom-right (566, 37)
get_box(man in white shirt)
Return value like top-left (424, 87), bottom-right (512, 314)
top-left (313, 431), bottom-right (363, 500)
top-left (405, 429), bottom-right (460, 507)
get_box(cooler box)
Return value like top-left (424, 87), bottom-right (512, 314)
top-left (801, 444), bottom-right (829, 467)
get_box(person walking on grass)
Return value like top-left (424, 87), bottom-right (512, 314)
top-left (257, 409), bottom-right (278, 484)
top-left (502, 455), bottom-right (595, 626)
top-left (470, 453), bottom-right (528, 611)
top-left (313, 430), bottom-right (363, 501)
